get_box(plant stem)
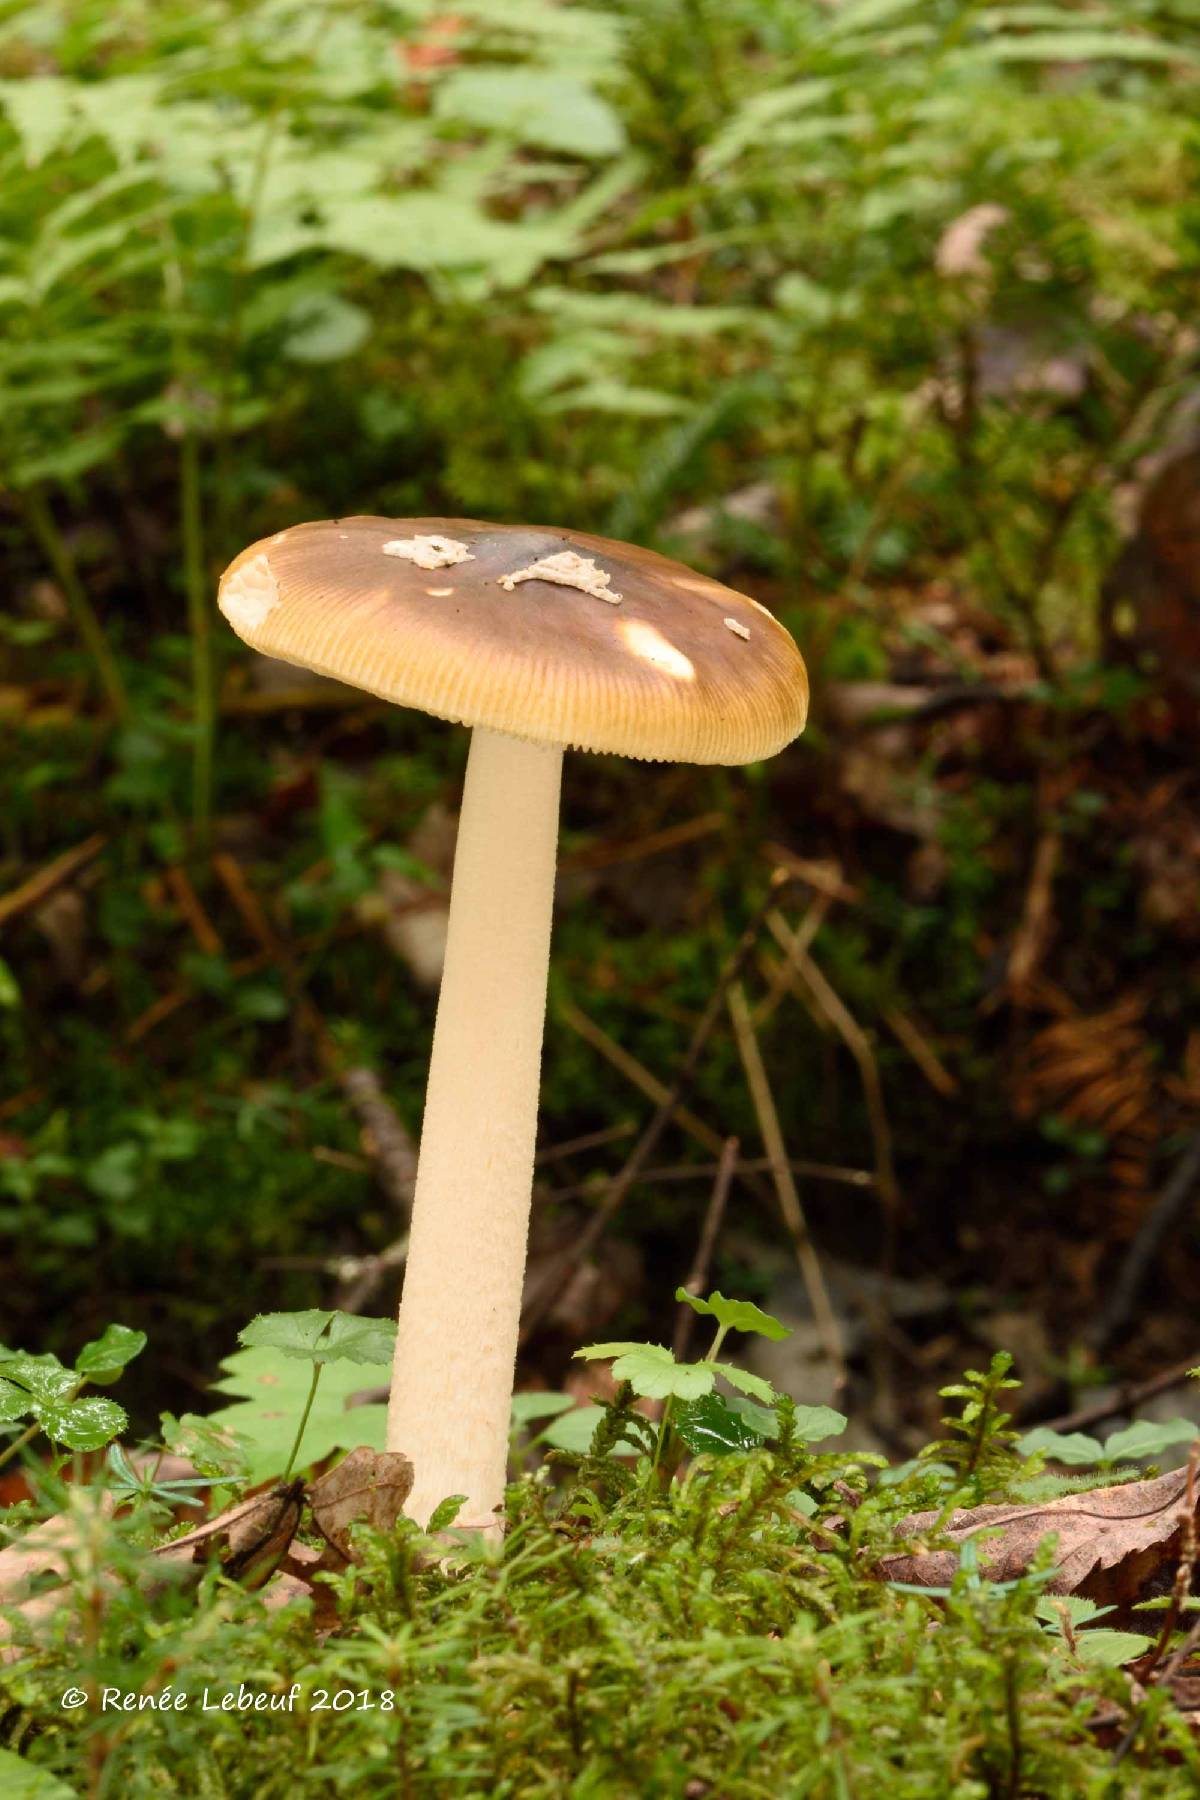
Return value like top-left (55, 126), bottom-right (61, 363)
top-left (283, 1364), bottom-right (323, 1483)
top-left (21, 488), bottom-right (130, 721)
top-left (180, 426), bottom-right (214, 850)
top-left (0, 1418), bottom-right (42, 1475)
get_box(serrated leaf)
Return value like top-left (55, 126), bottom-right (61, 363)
top-left (75, 1323), bottom-right (147, 1383)
top-left (576, 1341), bottom-right (650, 1361)
top-left (237, 1310), bottom-right (395, 1366)
top-left (1103, 1419), bottom-right (1198, 1463)
top-left (674, 1289), bottom-right (792, 1342)
top-left (39, 1395), bottom-right (126, 1450)
top-left (711, 1363), bottom-right (776, 1404)
top-left (0, 1379), bottom-right (33, 1423)
top-left (0, 1353), bottom-right (77, 1404)
top-left (577, 1342), bottom-right (714, 1401)
top-left (674, 1393), bottom-right (766, 1457)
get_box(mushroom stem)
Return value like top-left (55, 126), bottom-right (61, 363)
top-left (386, 726), bottom-right (563, 1530)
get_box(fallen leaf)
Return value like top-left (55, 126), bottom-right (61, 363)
top-left (309, 1447), bottom-right (414, 1562)
top-left (881, 1468), bottom-right (1196, 1609)
top-left (153, 1481), bottom-right (304, 1590)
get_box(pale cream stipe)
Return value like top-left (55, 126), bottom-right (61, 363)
top-left (386, 727), bottom-right (563, 1530)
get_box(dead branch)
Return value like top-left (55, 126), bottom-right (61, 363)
top-left (727, 981), bottom-right (846, 1392)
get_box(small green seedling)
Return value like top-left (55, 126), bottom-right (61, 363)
top-left (575, 1289), bottom-right (846, 1471)
top-left (197, 1310), bottom-right (395, 1487)
top-left (105, 1442), bottom-right (228, 1513)
top-left (0, 1324), bottom-right (146, 1471)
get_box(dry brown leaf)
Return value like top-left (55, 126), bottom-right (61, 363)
top-left (309, 1448), bottom-right (414, 1562)
top-left (152, 1481), bottom-right (304, 1590)
top-left (881, 1468), bottom-right (1196, 1609)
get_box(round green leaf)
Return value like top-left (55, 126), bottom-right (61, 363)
top-left (39, 1395), bottom-right (127, 1450)
top-left (75, 1323), bottom-right (147, 1383)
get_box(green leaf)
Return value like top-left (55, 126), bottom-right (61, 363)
top-left (0, 77), bottom-right (78, 165)
top-left (0, 1746), bottom-right (78, 1798)
top-left (160, 1411), bottom-right (249, 1482)
top-left (674, 1289), bottom-right (792, 1342)
top-left (0, 1380), bottom-right (33, 1424)
top-left (38, 1395), bottom-right (126, 1451)
top-left (208, 1345), bottom-right (387, 1484)
top-left (510, 1392), bottom-right (575, 1428)
top-left (791, 1406), bottom-right (850, 1443)
top-left (536, 1405), bottom-right (627, 1455)
top-left (964, 30), bottom-right (1194, 65)
top-left (1017, 1427), bottom-right (1103, 1466)
top-left (84, 1142), bottom-right (142, 1204)
top-left (74, 1324), bottom-right (147, 1384)
top-left (1073, 1629), bottom-right (1156, 1668)
top-left (0, 957), bottom-right (20, 1009)
top-left (434, 69), bottom-right (625, 159)
top-left (1103, 1419), bottom-right (1198, 1463)
top-left (576, 1342), bottom-right (714, 1401)
top-left (711, 1363), bottom-right (776, 1405)
top-left (0, 1353), bottom-right (77, 1405)
top-left (284, 294), bottom-right (371, 364)
top-left (426, 1495), bottom-right (467, 1532)
top-left (673, 1393), bottom-right (766, 1456)
top-left (238, 1310), bottom-right (396, 1367)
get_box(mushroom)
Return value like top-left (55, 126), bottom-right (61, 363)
top-left (218, 517), bottom-right (808, 1532)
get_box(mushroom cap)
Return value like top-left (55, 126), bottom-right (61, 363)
top-left (218, 517), bottom-right (808, 764)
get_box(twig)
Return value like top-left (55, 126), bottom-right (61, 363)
top-left (548, 1155), bottom-right (874, 1205)
top-left (339, 1067), bottom-right (417, 1219)
top-left (518, 875), bottom-right (797, 1345)
top-left (1138, 1444), bottom-right (1199, 1683)
top-left (753, 889), bottom-right (832, 1027)
top-left (1004, 827), bottom-right (1061, 1004)
top-left (560, 810), bottom-right (724, 874)
top-left (673, 1137), bottom-right (739, 1360)
top-left (558, 999), bottom-right (728, 1159)
top-left (333, 1234), bottom-right (411, 1317)
top-left (727, 982), bottom-right (846, 1392)
top-left (761, 846), bottom-right (861, 904)
top-left (534, 1121), bottom-right (637, 1166)
top-left (1035, 1350), bottom-right (1200, 1437)
top-left (0, 834), bottom-right (106, 932)
top-left (1087, 1130), bottom-right (1200, 1354)
top-left (884, 1006), bottom-right (958, 1097)
top-left (211, 852), bottom-right (283, 956)
top-left (765, 909), bottom-right (902, 1228)
top-left (164, 864), bottom-right (223, 957)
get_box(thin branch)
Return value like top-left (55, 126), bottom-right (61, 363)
top-left (1087, 1130), bottom-right (1200, 1354)
top-left (765, 909), bottom-right (902, 1229)
top-left (0, 833), bottom-right (106, 932)
top-left (727, 981), bottom-right (846, 1392)
top-left (519, 875), bottom-right (797, 1344)
top-left (673, 1137), bottom-right (739, 1360)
